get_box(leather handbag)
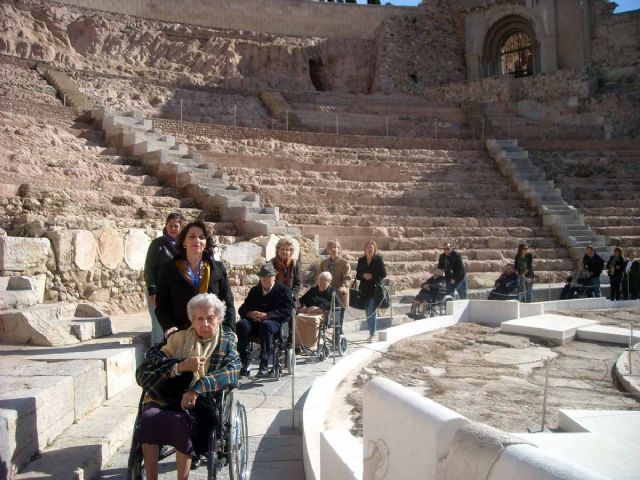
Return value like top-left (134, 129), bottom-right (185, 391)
top-left (349, 281), bottom-right (367, 310)
top-left (374, 283), bottom-right (390, 309)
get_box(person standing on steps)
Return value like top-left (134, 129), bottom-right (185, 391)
top-left (437, 242), bottom-right (467, 299)
top-left (355, 240), bottom-right (387, 343)
top-left (514, 243), bottom-right (534, 303)
top-left (316, 239), bottom-right (352, 312)
top-left (606, 247), bottom-right (625, 301)
top-left (144, 212), bottom-right (184, 345)
top-left (268, 236), bottom-right (302, 300)
top-left (156, 220), bottom-right (236, 338)
top-left (582, 245), bottom-right (604, 298)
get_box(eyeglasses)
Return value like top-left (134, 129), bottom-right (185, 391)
top-left (443, 247), bottom-right (451, 251)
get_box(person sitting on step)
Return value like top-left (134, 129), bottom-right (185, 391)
top-left (488, 264), bottom-right (520, 300)
top-left (407, 268), bottom-right (447, 319)
top-left (236, 263), bottom-right (295, 378)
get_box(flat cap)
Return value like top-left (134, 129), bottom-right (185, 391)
top-left (258, 262), bottom-right (277, 277)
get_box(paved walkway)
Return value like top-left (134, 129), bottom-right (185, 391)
top-left (98, 313), bottom-right (371, 480)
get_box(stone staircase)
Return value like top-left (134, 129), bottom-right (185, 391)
top-left (92, 108), bottom-right (301, 238)
top-left (487, 139), bottom-right (608, 267)
top-left (36, 63), bottom-right (94, 113)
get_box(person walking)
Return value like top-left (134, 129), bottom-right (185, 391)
top-left (514, 243), bottom-right (534, 302)
top-left (355, 240), bottom-right (386, 343)
top-left (437, 242), bottom-right (467, 299)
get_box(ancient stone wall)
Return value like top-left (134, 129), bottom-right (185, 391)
top-left (591, 9), bottom-right (640, 71)
top-left (372, 1), bottom-right (466, 93)
top-left (57, 0), bottom-right (413, 40)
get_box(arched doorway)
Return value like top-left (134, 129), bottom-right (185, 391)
top-left (482, 15), bottom-right (537, 77)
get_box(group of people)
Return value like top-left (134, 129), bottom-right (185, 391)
top-left (576, 245), bottom-right (640, 300)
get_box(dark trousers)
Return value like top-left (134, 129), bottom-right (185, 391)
top-left (610, 275), bottom-right (623, 300)
top-left (236, 318), bottom-right (281, 369)
top-left (585, 276), bottom-right (601, 298)
top-left (622, 273), bottom-right (639, 300)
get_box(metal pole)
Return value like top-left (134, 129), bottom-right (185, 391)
top-left (286, 109), bottom-right (289, 131)
top-left (541, 356), bottom-right (551, 431)
top-left (291, 306), bottom-right (296, 430)
top-left (180, 99), bottom-right (183, 122)
top-left (332, 292), bottom-right (337, 365)
top-left (548, 276), bottom-right (551, 301)
top-left (630, 324), bottom-right (634, 375)
top-left (234, 104), bottom-right (237, 127)
top-left (385, 115), bottom-right (389, 137)
top-left (336, 113), bottom-right (339, 135)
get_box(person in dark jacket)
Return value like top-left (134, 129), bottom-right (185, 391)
top-left (144, 212), bottom-right (184, 345)
top-left (269, 237), bottom-right (302, 300)
top-left (408, 268), bottom-right (447, 319)
top-left (606, 247), bottom-right (625, 301)
top-left (514, 243), bottom-right (534, 303)
top-left (582, 245), bottom-right (605, 298)
top-left (488, 264), bottom-right (520, 300)
top-left (623, 249), bottom-right (640, 300)
top-left (437, 243), bottom-right (467, 299)
top-left (355, 240), bottom-right (387, 343)
top-left (156, 220), bottom-right (236, 338)
top-left (299, 271), bottom-right (335, 314)
top-left (237, 263), bottom-right (295, 377)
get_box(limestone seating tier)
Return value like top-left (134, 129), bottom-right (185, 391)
top-left (487, 139), bottom-right (607, 266)
top-left (92, 109), bottom-right (301, 238)
top-left (0, 302), bottom-right (112, 347)
top-left (0, 274), bottom-right (46, 310)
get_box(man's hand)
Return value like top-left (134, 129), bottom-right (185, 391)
top-left (248, 311), bottom-right (268, 322)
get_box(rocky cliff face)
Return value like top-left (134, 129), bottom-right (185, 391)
top-left (0, 1), bottom-right (376, 93)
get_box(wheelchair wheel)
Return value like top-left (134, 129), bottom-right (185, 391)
top-left (126, 439), bottom-right (145, 480)
top-left (206, 428), bottom-right (218, 480)
top-left (228, 402), bottom-right (249, 480)
top-left (338, 336), bottom-right (348, 356)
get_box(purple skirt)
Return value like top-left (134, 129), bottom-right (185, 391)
top-left (138, 405), bottom-right (194, 456)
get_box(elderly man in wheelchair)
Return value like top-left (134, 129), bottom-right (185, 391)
top-left (236, 262), bottom-right (295, 378)
top-left (131, 293), bottom-right (248, 480)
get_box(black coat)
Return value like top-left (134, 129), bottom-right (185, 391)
top-left (238, 282), bottom-right (295, 324)
top-left (299, 286), bottom-right (335, 312)
top-left (355, 254), bottom-right (387, 299)
top-left (606, 255), bottom-right (625, 278)
top-left (268, 257), bottom-right (302, 298)
top-left (155, 255), bottom-right (236, 332)
top-left (583, 253), bottom-right (604, 277)
top-left (437, 250), bottom-right (466, 283)
top-left (144, 233), bottom-right (177, 295)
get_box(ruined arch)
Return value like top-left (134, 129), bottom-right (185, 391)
top-left (482, 15), bottom-right (538, 77)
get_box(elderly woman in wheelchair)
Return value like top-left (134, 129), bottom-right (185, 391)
top-left (132, 293), bottom-right (247, 480)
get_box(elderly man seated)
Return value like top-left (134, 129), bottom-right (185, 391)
top-left (488, 264), bottom-right (520, 300)
top-left (407, 268), bottom-right (447, 319)
top-left (237, 263), bottom-right (295, 378)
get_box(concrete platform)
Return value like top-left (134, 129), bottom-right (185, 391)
top-left (515, 409), bottom-right (640, 480)
top-left (501, 314), bottom-right (598, 344)
top-left (577, 324), bottom-right (640, 345)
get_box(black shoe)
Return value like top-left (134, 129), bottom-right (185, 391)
top-left (240, 365), bottom-right (250, 377)
top-left (191, 456), bottom-right (202, 470)
top-left (255, 366), bottom-right (270, 377)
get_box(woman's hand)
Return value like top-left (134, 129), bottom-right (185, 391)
top-left (181, 391), bottom-right (199, 410)
top-left (179, 356), bottom-right (205, 373)
top-left (148, 294), bottom-right (156, 306)
top-left (164, 327), bottom-right (178, 338)
top-left (363, 273), bottom-right (373, 280)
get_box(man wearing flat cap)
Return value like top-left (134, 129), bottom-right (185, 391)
top-left (237, 263), bottom-right (295, 377)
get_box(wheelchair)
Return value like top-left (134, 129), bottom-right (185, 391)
top-left (409, 288), bottom-right (453, 319)
top-left (246, 318), bottom-right (293, 380)
top-left (295, 307), bottom-right (348, 362)
top-left (126, 387), bottom-right (248, 480)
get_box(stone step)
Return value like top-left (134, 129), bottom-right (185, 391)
top-left (12, 384), bottom-right (141, 480)
top-left (0, 303), bottom-right (113, 347)
top-left (340, 247), bottom-right (569, 262)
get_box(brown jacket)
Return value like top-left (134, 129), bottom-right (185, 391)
top-left (317, 256), bottom-right (352, 309)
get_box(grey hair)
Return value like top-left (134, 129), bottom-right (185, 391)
top-left (326, 239), bottom-right (341, 249)
top-left (187, 293), bottom-right (226, 323)
top-left (318, 271), bottom-right (333, 282)
top-left (276, 236), bottom-right (295, 251)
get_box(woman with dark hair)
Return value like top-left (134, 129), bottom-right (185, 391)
top-left (606, 247), bottom-right (625, 301)
top-left (623, 249), bottom-right (639, 300)
top-left (355, 240), bottom-right (387, 343)
top-left (144, 212), bottom-right (184, 345)
top-left (156, 220), bottom-right (236, 337)
top-left (514, 243), bottom-right (534, 303)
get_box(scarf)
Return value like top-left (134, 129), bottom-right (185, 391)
top-left (162, 228), bottom-right (178, 253)
top-left (175, 326), bottom-right (220, 387)
top-left (275, 256), bottom-right (293, 287)
top-left (177, 259), bottom-right (212, 293)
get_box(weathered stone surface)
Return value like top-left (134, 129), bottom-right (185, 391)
top-left (73, 230), bottom-right (97, 271)
top-left (221, 241), bottom-right (264, 266)
top-left (0, 408), bottom-right (17, 477)
top-left (124, 228), bottom-right (151, 271)
top-left (251, 234), bottom-right (300, 261)
top-left (0, 303), bottom-right (79, 346)
top-left (0, 236), bottom-right (51, 273)
top-left (45, 229), bottom-right (73, 272)
top-left (0, 375), bottom-right (75, 472)
top-left (0, 274), bottom-right (46, 309)
top-left (98, 227), bottom-right (124, 270)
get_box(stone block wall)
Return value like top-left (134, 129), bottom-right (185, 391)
top-left (591, 8), bottom-right (640, 71)
top-left (372, 1), bottom-right (466, 94)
